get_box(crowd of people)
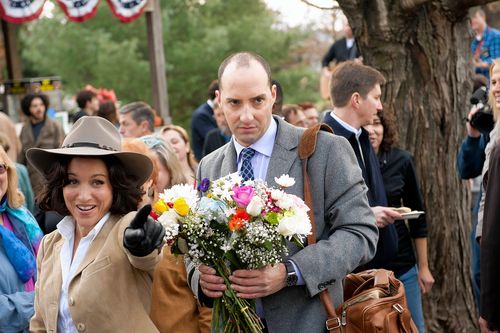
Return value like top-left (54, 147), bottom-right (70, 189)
top-left (0, 8), bottom-right (499, 333)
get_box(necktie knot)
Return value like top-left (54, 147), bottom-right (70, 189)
top-left (240, 148), bottom-right (255, 181)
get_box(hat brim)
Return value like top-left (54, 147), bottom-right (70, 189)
top-left (26, 147), bottom-right (153, 187)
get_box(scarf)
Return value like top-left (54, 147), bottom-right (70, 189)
top-left (0, 195), bottom-right (43, 283)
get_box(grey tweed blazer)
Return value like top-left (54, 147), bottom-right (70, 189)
top-left (189, 116), bottom-right (378, 333)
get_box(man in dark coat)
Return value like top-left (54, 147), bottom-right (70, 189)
top-left (191, 80), bottom-right (219, 161)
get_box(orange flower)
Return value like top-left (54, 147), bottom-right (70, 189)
top-left (229, 208), bottom-right (250, 231)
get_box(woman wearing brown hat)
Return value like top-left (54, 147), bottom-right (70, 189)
top-left (27, 117), bottom-right (165, 333)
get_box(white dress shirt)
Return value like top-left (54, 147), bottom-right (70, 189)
top-left (57, 213), bottom-right (111, 333)
top-left (233, 117), bottom-right (277, 180)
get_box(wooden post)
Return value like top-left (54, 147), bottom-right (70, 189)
top-left (1, 20), bottom-right (23, 80)
top-left (145, 0), bottom-right (171, 124)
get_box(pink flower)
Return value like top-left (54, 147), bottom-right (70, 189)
top-left (232, 185), bottom-right (255, 208)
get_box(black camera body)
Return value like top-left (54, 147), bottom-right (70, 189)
top-left (469, 86), bottom-right (494, 134)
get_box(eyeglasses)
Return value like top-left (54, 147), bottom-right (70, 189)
top-left (0, 164), bottom-right (8, 175)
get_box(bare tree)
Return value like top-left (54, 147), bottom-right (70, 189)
top-left (304, 0), bottom-right (500, 331)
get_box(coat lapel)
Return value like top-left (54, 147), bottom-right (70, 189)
top-left (72, 215), bottom-right (119, 278)
top-left (266, 117), bottom-right (300, 186)
top-left (220, 141), bottom-right (238, 176)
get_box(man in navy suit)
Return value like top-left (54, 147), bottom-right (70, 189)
top-left (191, 80), bottom-right (219, 161)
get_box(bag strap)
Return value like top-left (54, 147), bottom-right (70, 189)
top-left (298, 124), bottom-right (342, 332)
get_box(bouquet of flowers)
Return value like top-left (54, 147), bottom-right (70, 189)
top-left (151, 173), bottom-right (312, 333)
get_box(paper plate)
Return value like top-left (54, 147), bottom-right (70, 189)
top-left (400, 211), bottom-right (425, 220)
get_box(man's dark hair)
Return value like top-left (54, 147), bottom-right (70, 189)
top-left (119, 102), bottom-right (155, 132)
top-left (218, 52), bottom-right (272, 89)
top-left (272, 79), bottom-right (284, 115)
top-left (329, 61), bottom-right (386, 108)
top-left (37, 155), bottom-right (144, 215)
top-left (208, 80), bottom-right (219, 100)
top-left (76, 90), bottom-right (97, 109)
top-left (21, 93), bottom-right (50, 117)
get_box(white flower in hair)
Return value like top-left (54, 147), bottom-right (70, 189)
top-left (274, 174), bottom-right (296, 188)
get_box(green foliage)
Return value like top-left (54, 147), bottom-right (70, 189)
top-left (20, 4), bottom-right (151, 103)
top-left (19, 0), bottom-right (320, 129)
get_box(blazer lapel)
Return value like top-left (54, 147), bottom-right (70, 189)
top-left (72, 215), bottom-right (119, 278)
top-left (266, 117), bottom-right (300, 186)
top-left (220, 140), bottom-right (238, 176)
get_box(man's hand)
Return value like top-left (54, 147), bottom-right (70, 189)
top-left (123, 204), bottom-right (165, 257)
top-left (371, 206), bottom-right (402, 228)
top-left (199, 264), bottom-right (226, 298)
top-left (417, 266), bottom-right (435, 294)
top-left (466, 105), bottom-right (482, 138)
top-left (229, 264), bottom-right (286, 299)
top-left (479, 317), bottom-right (499, 333)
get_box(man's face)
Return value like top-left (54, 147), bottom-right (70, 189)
top-left (470, 13), bottom-right (485, 35)
top-left (213, 105), bottom-right (229, 134)
top-left (304, 108), bottom-right (319, 127)
top-left (357, 84), bottom-right (383, 127)
top-left (217, 61), bottom-right (276, 147)
top-left (88, 97), bottom-right (100, 115)
top-left (119, 112), bottom-right (145, 138)
top-left (288, 110), bottom-right (307, 128)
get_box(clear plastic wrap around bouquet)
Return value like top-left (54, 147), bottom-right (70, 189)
top-left (151, 173), bottom-right (312, 333)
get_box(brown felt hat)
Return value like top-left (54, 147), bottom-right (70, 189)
top-left (26, 116), bottom-right (152, 186)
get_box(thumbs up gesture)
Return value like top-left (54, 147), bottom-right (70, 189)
top-left (123, 204), bottom-right (165, 257)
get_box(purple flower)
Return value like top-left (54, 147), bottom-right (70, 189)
top-left (232, 185), bottom-right (255, 208)
top-left (197, 178), bottom-right (210, 192)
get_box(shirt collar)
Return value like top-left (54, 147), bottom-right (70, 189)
top-left (207, 99), bottom-right (214, 108)
top-left (330, 111), bottom-right (362, 139)
top-left (233, 117), bottom-right (277, 161)
top-left (57, 212), bottom-right (111, 242)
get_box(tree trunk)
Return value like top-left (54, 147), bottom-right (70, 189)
top-left (336, 0), bottom-right (497, 331)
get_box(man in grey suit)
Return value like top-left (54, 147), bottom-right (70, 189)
top-left (189, 52), bottom-right (378, 332)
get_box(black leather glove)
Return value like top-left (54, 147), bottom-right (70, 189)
top-left (123, 204), bottom-right (165, 257)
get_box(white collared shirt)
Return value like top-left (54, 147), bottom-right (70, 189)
top-left (346, 37), bottom-right (355, 49)
top-left (233, 117), bottom-right (277, 180)
top-left (330, 111), bottom-right (366, 166)
top-left (56, 213), bottom-right (111, 333)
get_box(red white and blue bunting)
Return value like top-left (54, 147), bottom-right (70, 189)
top-left (0, 0), bottom-right (148, 24)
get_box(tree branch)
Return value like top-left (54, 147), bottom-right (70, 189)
top-left (299, 0), bottom-right (339, 10)
top-left (442, 0), bottom-right (500, 14)
top-left (400, 0), bottom-right (431, 11)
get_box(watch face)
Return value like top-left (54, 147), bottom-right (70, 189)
top-left (286, 273), bottom-right (298, 287)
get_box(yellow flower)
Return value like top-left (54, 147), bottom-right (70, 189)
top-left (173, 198), bottom-right (189, 216)
top-left (153, 200), bottom-right (168, 214)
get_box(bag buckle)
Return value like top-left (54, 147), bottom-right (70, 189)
top-left (393, 303), bottom-right (404, 313)
top-left (326, 317), bottom-right (342, 331)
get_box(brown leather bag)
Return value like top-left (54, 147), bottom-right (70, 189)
top-left (298, 124), bottom-right (418, 333)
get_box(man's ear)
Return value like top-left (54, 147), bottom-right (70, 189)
top-left (351, 92), bottom-right (361, 109)
top-left (215, 90), bottom-right (221, 105)
top-left (271, 84), bottom-right (277, 103)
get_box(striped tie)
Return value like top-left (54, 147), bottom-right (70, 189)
top-left (239, 148), bottom-right (255, 181)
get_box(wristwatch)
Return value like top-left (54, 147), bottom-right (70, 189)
top-left (284, 261), bottom-right (298, 287)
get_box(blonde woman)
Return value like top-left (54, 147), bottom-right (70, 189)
top-left (160, 125), bottom-right (198, 183)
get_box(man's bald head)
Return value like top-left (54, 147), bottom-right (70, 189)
top-left (218, 52), bottom-right (272, 89)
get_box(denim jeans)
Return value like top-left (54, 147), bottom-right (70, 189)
top-left (397, 265), bottom-right (425, 333)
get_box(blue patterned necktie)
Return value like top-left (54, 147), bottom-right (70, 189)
top-left (239, 147), bottom-right (256, 181)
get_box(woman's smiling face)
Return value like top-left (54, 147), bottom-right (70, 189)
top-left (63, 157), bottom-right (113, 236)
